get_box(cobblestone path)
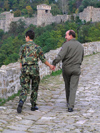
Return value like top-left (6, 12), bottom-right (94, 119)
top-left (0, 53), bottom-right (100, 133)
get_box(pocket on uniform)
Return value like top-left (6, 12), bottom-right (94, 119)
top-left (21, 66), bottom-right (27, 74)
top-left (29, 65), bottom-right (39, 76)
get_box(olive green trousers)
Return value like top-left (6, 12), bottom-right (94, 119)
top-left (62, 65), bottom-right (80, 108)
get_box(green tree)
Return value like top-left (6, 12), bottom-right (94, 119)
top-left (79, 0), bottom-right (100, 12)
top-left (14, 10), bottom-right (21, 17)
top-left (85, 25), bottom-right (100, 42)
top-left (68, 0), bottom-right (76, 14)
top-left (0, 29), bottom-right (4, 39)
top-left (43, 38), bottom-right (57, 52)
top-left (48, 0), bottom-right (55, 4)
top-left (49, 30), bottom-right (65, 47)
top-left (26, 6), bottom-right (33, 17)
top-left (12, 0), bottom-right (19, 9)
top-left (21, 9), bottom-right (27, 16)
top-left (4, 0), bottom-right (9, 11)
top-left (78, 5), bottom-right (84, 12)
top-left (35, 31), bottom-right (50, 47)
top-left (12, 36), bottom-right (24, 53)
top-left (9, 21), bottom-right (18, 35)
top-left (19, 0), bottom-right (25, 9)
top-left (44, 0), bottom-right (49, 4)
top-left (51, 4), bottom-right (62, 16)
top-left (57, 0), bottom-right (68, 14)
top-left (16, 19), bottom-right (26, 34)
top-left (78, 24), bottom-right (90, 43)
top-left (4, 53), bottom-right (19, 65)
top-left (0, 53), bottom-right (7, 66)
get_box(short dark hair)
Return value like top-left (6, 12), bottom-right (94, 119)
top-left (25, 30), bottom-right (35, 39)
top-left (69, 30), bottom-right (76, 38)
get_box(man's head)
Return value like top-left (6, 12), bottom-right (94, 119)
top-left (25, 30), bottom-right (35, 42)
top-left (65, 30), bottom-right (76, 41)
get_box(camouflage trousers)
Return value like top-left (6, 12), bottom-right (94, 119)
top-left (19, 65), bottom-right (40, 107)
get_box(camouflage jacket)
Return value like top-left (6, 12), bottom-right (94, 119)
top-left (19, 41), bottom-right (46, 66)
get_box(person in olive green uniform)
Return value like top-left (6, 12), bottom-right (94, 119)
top-left (52, 30), bottom-right (84, 112)
top-left (17, 30), bottom-right (54, 113)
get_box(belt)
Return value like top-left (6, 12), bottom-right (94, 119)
top-left (22, 64), bottom-right (38, 66)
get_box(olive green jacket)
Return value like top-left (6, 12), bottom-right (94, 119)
top-left (52, 38), bottom-right (84, 67)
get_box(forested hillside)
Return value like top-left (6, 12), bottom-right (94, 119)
top-left (0, 0), bottom-right (100, 67)
top-left (0, 18), bottom-right (100, 67)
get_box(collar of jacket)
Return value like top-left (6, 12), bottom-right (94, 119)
top-left (27, 41), bottom-right (35, 45)
top-left (27, 41), bottom-right (33, 43)
top-left (70, 38), bottom-right (76, 41)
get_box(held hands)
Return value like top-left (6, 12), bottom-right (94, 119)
top-left (49, 65), bottom-right (56, 71)
top-left (44, 61), bottom-right (56, 71)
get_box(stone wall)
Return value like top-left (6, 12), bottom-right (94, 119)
top-left (0, 41), bottom-right (100, 99)
top-left (0, 12), bottom-right (14, 32)
top-left (1, 6), bottom-right (100, 32)
top-left (13, 17), bottom-right (37, 26)
top-left (52, 14), bottom-right (70, 24)
top-left (0, 63), bottom-right (21, 99)
top-left (83, 41), bottom-right (100, 55)
top-left (92, 8), bottom-right (100, 22)
top-left (79, 6), bottom-right (100, 22)
top-left (25, 17), bottom-right (37, 26)
top-left (79, 6), bottom-right (92, 22)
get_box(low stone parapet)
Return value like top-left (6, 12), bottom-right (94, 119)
top-left (0, 41), bottom-right (100, 99)
top-left (83, 41), bottom-right (100, 55)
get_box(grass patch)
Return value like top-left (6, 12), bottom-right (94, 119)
top-left (41, 69), bottom-right (62, 83)
top-left (0, 90), bottom-right (21, 106)
top-left (51, 69), bottom-right (62, 76)
top-left (0, 98), bottom-right (6, 106)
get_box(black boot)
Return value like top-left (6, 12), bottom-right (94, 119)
top-left (17, 100), bottom-right (24, 113)
top-left (68, 108), bottom-right (73, 112)
top-left (31, 103), bottom-right (38, 111)
top-left (31, 106), bottom-right (38, 111)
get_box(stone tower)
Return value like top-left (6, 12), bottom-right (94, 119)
top-left (0, 12), bottom-right (14, 32)
top-left (37, 4), bottom-right (52, 26)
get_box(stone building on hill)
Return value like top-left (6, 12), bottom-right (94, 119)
top-left (0, 5), bottom-right (100, 32)
top-left (37, 4), bottom-right (52, 26)
top-left (0, 12), bottom-right (14, 32)
top-left (79, 6), bottom-right (100, 22)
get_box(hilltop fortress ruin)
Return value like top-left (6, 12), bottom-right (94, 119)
top-left (0, 4), bottom-right (100, 98)
top-left (0, 5), bottom-right (100, 32)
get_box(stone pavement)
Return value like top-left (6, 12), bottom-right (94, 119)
top-left (0, 53), bottom-right (100, 133)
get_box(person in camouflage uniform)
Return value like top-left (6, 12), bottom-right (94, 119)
top-left (17, 30), bottom-right (54, 113)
